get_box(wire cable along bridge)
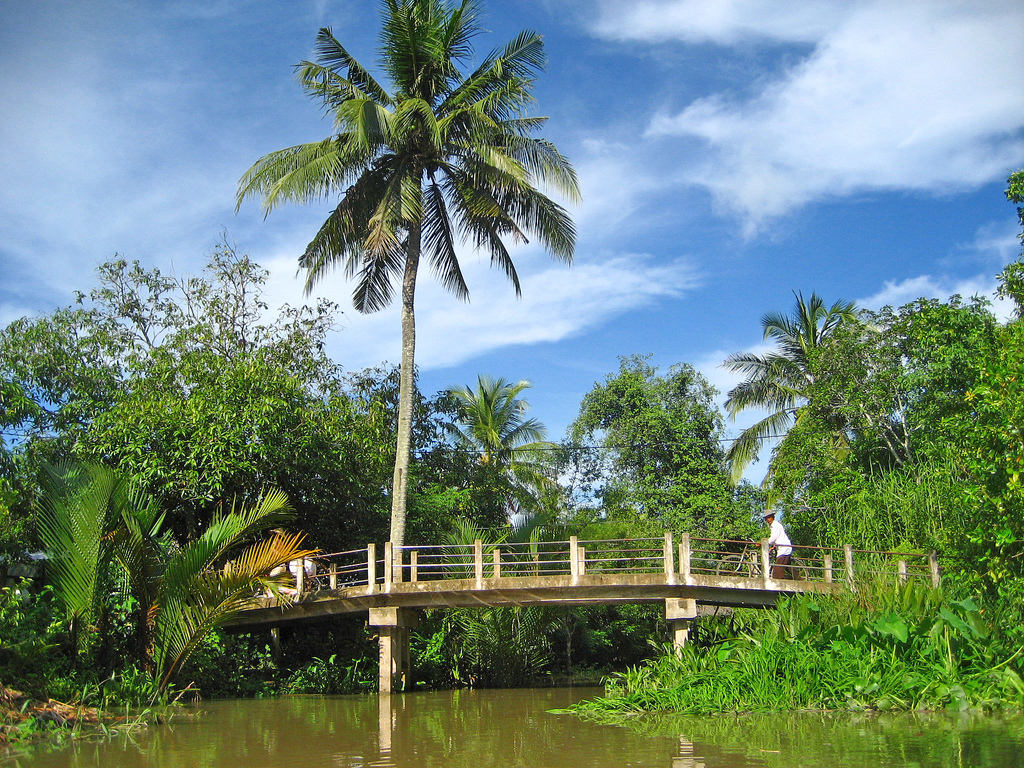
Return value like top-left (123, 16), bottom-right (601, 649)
top-left (229, 534), bottom-right (940, 692)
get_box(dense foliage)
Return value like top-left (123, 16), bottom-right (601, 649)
top-left (1, 247), bottom-right (409, 552)
top-left (5, 170), bottom-right (1024, 720)
top-left (573, 171), bottom-right (1024, 715)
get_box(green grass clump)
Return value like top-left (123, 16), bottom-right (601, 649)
top-left (574, 583), bottom-right (1024, 715)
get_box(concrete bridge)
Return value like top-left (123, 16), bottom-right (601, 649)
top-left (229, 534), bottom-right (939, 692)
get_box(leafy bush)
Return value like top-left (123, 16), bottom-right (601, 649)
top-left (282, 655), bottom-right (373, 695)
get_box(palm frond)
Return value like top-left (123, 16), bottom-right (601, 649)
top-left (151, 492), bottom-right (314, 687)
top-left (724, 409), bottom-right (797, 484)
top-left (422, 180), bottom-right (469, 299)
top-left (37, 462), bottom-right (122, 648)
top-left (235, 139), bottom-right (366, 214)
top-left (308, 27), bottom-right (393, 106)
top-left (723, 291), bottom-right (856, 481)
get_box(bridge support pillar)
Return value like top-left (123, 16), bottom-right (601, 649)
top-left (369, 607), bottom-right (419, 694)
top-left (665, 598), bottom-right (697, 650)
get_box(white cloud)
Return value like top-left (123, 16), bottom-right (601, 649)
top-left (573, 140), bottom-right (660, 235)
top-left (260, 247), bottom-right (701, 371)
top-left (592, 0), bottom-right (855, 44)
top-left (597, 0), bottom-right (1024, 229)
top-left (855, 218), bottom-right (1021, 321)
top-left (965, 224), bottom-right (1022, 269)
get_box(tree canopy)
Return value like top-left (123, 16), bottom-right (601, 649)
top-left (568, 356), bottom-right (756, 539)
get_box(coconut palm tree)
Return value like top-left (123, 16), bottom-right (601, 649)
top-left (236, 0), bottom-right (579, 548)
top-left (447, 375), bottom-right (555, 519)
top-left (723, 292), bottom-right (856, 484)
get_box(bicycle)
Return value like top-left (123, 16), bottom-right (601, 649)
top-left (715, 547), bottom-right (762, 578)
top-left (713, 547), bottom-right (810, 581)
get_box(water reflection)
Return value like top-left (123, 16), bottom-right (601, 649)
top-left (11, 689), bottom-right (1024, 768)
top-left (672, 736), bottom-right (707, 768)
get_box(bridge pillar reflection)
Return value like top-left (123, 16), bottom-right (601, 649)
top-left (369, 607), bottom-right (419, 693)
top-left (665, 598), bottom-right (697, 650)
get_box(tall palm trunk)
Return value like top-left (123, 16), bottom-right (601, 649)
top-left (391, 219), bottom-right (422, 549)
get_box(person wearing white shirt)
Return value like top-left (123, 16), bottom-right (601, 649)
top-left (763, 511), bottom-right (792, 579)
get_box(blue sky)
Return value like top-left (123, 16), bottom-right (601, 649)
top-left (2, 0), bottom-right (1023, 482)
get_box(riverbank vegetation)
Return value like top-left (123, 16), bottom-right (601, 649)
top-left (568, 170), bottom-right (1024, 715)
top-left (574, 584), bottom-right (1024, 715)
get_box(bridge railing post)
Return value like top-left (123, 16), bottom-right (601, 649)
top-left (493, 549), bottom-right (501, 578)
top-left (474, 540), bottom-right (483, 588)
top-left (410, 550), bottom-right (419, 583)
top-left (897, 559), bottom-right (907, 585)
top-left (929, 551), bottom-right (940, 588)
top-left (384, 543), bottom-right (393, 593)
top-left (663, 531), bottom-right (675, 584)
top-left (844, 545), bottom-right (855, 586)
top-left (367, 544), bottom-right (377, 593)
top-left (296, 559), bottom-right (305, 595)
top-left (329, 562), bottom-right (338, 590)
top-left (824, 553), bottom-right (833, 584)
top-left (761, 539), bottom-right (771, 588)
top-left (569, 536), bottom-right (580, 581)
top-left (679, 533), bottom-right (691, 584)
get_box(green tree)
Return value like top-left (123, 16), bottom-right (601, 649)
top-left (961, 317), bottom-right (1024, 585)
top-left (568, 356), bottom-right (744, 537)
top-left (236, 0), bottom-right (579, 548)
top-left (0, 378), bottom-right (39, 546)
top-left (951, 175), bottom-right (1024, 585)
top-left (1, 249), bottom-right (395, 549)
top-left (772, 297), bottom-right (997, 484)
top-left (768, 297), bottom-right (995, 548)
top-left (447, 375), bottom-right (555, 520)
top-left (723, 292), bottom-right (856, 484)
top-left (81, 347), bottom-right (391, 547)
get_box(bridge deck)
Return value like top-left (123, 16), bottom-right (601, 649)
top-left (230, 572), bottom-right (833, 628)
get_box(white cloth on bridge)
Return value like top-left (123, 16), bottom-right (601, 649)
top-left (767, 519), bottom-right (792, 557)
top-left (289, 558), bottom-right (316, 579)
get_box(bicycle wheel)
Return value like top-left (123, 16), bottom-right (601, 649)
top-left (715, 553), bottom-right (746, 576)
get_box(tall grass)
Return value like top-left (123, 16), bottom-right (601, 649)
top-left (791, 461), bottom-right (964, 555)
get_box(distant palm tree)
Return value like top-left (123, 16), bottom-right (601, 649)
top-left (236, 1), bottom-right (579, 548)
top-left (723, 292), bottom-right (856, 483)
top-left (447, 375), bottom-right (555, 519)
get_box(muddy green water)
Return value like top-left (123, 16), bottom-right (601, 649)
top-left (14, 688), bottom-right (1024, 767)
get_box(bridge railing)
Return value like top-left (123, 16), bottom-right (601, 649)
top-left (575, 537), bottom-right (669, 575)
top-left (300, 534), bottom-right (939, 596)
top-left (689, 537), bottom-right (759, 577)
top-left (309, 548), bottom-right (374, 590)
top-left (844, 547), bottom-right (938, 586)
